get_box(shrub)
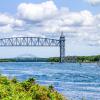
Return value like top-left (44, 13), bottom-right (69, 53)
top-left (0, 75), bottom-right (66, 100)
top-left (11, 77), bottom-right (18, 83)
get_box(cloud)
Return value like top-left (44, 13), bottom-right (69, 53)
top-left (17, 1), bottom-right (58, 21)
top-left (0, 13), bottom-right (24, 27)
top-left (80, 10), bottom-right (94, 25)
top-left (0, 14), bottom-right (14, 26)
top-left (12, 19), bottom-right (25, 27)
top-left (84, 34), bottom-right (100, 46)
top-left (0, 25), bottom-right (13, 33)
top-left (0, 13), bottom-right (25, 36)
top-left (0, 1), bottom-right (99, 46)
top-left (85, 0), bottom-right (100, 5)
top-left (96, 14), bottom-right (100, 20)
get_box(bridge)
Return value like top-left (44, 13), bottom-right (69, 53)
top-left (0, 34), bottom-right (65, 63)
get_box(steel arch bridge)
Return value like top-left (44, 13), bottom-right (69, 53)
top-left (0, 35), bottom-right (65, 62)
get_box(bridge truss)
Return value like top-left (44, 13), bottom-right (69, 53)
top-left (0, 37), bottom-right (59, 47)
top-left (0, 35), bottom-right (65, 62)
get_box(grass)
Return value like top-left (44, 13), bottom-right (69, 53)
top-left (0, 75), bottom-right (66, 100)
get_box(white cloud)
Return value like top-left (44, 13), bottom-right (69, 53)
top-left (17, 1), bottom-right (58, 21)
top-left (12, 19), bottom-right (25, 27)
top-left (0, 25), bottom-right (13, 33)
top-left (96, 14), bottom-right (100, 20)
top-left (85, 0), bottom-right (100, 5)
top-left (60, 10), bottom-right (94, 26)
top-left (36, 9), bottom-right (96, 37)
top-left (0, 13), bottom-right (25, 27)
top-left (80, 10), bottom-right (94, 25)
top-left (0, 13), bottom-right (25, 36)
top-left (0, 14), bottom-right (14, 26)
top-left (0, 1), bottom-right (99, 46)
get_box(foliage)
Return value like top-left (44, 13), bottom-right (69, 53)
top-left (0, 59), bottom-right (16, 62)
top-left (48, 55), bottom-right (100, 63)
top-left (0, 75), bottom-right (66, 100)
top-left (0, 55), bottom-right (100, 63)
top-left (76, 55), bottom-right (100, 63)
top-left (48, 57), bottom-right (60, 62)
top-left (11, 77), bottom-right (18, 83)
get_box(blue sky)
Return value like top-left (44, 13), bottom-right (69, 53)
top-left (0, 0), bottom-right (99, 14)
top-left (0, 0), bottom-right (100, 58)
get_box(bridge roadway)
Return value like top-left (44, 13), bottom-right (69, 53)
top-left (0, 35), bottom-right (65, 63)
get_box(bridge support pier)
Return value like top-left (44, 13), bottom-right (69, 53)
top-left (59, 34), bottom-right (65, 63)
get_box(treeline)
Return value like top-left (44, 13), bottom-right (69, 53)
top-left (0, 59), bottom-right (16, 62)
top-left (16, 58), bottom-right (48, 62)
top-left (76, 55), bottom-right (100, 63)
top-left (0, 58), bottom-right (48, 62)
top-left (48, 55), bottom-right (100, 63)
top-left (0, 55), bottom-right (100, 63)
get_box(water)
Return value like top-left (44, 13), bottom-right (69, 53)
top-left (0, 62), bottom-right (100, 100)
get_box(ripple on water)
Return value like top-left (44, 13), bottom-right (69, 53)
top-left (0, 62), bottom-right (100, 100)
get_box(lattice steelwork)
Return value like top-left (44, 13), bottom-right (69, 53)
top-left (0, 37), bottom-right (60, 47)
top-left (0, 36), bottom-right (65, 63)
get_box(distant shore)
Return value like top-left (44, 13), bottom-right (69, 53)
top-left (0, 55), bottom-right (100, 63)
top-left (48, 55), bottom-right (100, 63)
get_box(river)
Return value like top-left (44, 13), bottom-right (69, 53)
top-left (0, 62), bottom-right (100, 100)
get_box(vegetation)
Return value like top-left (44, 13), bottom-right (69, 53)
top-left (0, 75), bottom-right (66, 100)
top-left (0, 59), bottom-right (16, 62)
top-left (76, 55), bottom-right (100, 63)
top-left (48, 55), bottom-right (100, 63)
top-left (0, 58), bottom-right (48, 62)
top-left (0, 55), bottom-right (100, 63)
top-left (48, 57), bottom-right (60, 62)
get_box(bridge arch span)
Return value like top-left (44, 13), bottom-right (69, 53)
top-left (0, 35), bottom-right (65, 62)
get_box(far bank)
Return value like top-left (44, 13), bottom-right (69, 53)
top-left (0, 55), bottom-right (100, 63)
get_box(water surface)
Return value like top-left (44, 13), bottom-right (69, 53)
top-left (0, 62), bottom-right (100, 100)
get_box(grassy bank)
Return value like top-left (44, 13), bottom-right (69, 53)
top-left (0, 75), bottom-right (66, 100)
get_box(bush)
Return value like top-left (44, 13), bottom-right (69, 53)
top-left (0, 75), bottom-right (66, 100)
top-left (11, 77), bottom-right (18, 83)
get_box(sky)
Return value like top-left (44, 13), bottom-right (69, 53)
top-left (0, 0), bottom-right (100, 58)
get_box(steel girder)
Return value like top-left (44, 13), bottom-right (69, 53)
top-left (0, 37), bottom-right (60, 47)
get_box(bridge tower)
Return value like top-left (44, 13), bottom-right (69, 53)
top-left (59, 33), bottom-right (65, 63)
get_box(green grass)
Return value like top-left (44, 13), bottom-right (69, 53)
top-left (0, 75), bottom-right (66, 100)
